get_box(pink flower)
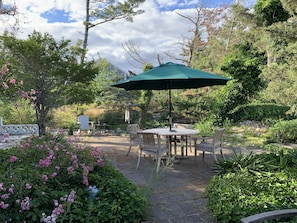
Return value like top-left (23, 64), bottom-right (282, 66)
top-left (1, 193), bottom-right (9, 200)
top-left (9, 184), bottom-right (14, 193)
top-left (54, 199), bottom-right (59, 206)
top-left (97, 158), bottom-right (104, 167)
top-left (21, 91), bottom-right (28, 99)
top-left (38, 158), bottom-right (51, 167)
top-left (25, 183), bottom-right (32, 190)
top-left (71, 155), bottom-right (78, 167)
top-left (67, 166), bottom-right (74, 175)
top-left (67, 138), bottom-right (72, 143)
top-left (83, 175), bottom-right (89, 186)
top-left (10, 156), bottom-right (17, 163)
top-left (52, 204), bottom-right (64, 215)
top-left (3, 82), bottom-right (8, 89)
top-left (9, 79), bottom-right (16, 84)
top-left (42, 175), bottom-right (48, 184)
top-left (51, 172), bottom-right (57, 178)
top-left (20, 197), bottom-right (30, 210)
top-left (0, 182), bottom-right (5, 191)
top-left (67, 190), bottom-right (76, 203)
top-left (0, 201), bottom-right (9, 209)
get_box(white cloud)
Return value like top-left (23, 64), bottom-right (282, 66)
top-left (2, 0), bottom-right (253, 73)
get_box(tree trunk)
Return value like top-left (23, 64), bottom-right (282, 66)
top-left (81, 0), bottom-right (90, 64)
top-left (140, 106), bottom-right (148, 129)
top-left (35, 103), bottom-right (49, 136)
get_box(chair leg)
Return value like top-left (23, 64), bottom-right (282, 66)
top-left (127, 144), bottom-right (132, 156)
top-left (214, 153), bottom-right (218, 162)
top-left (136, 148), bottom-right (142, 169)
top-left (181, 139), bottom-right (184, 156)
top-left (156, 154), bottom-right (161, 173)
top-left (189, 137), bottom-right (192, 153)
top-left (220, 149), bottom-right (225, 160)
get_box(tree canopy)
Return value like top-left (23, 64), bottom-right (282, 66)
top-left (0, 31), bottom-right (98, 134)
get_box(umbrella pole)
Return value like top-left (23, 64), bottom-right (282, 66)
top-left (169, 85), bottom-right (172, 131)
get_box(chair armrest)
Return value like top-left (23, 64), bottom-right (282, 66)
top-left (201, 136), bottom-right (212, 141)
top-left (192, 135), bottom-right (203, 142)
top-left (241, 209), bottom-right (297, 223)
top-left (192, 136), bottom-right (206, 147)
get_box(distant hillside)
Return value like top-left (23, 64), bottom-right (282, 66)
top-left (108, 62), bottom-right (126, 76)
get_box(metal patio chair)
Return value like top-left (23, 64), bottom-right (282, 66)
top-left (127, 124), bottom-right (141, 156)
top-left (136, 132), bottom-right (168, 173)
top-left (194, 128), bottom-right (225, 161)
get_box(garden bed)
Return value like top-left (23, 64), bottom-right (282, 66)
top-left (0, 132), bottom-right (148, 222)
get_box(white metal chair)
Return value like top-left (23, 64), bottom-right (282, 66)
top-left (127, 124), bottom-right (141, 156)
top-left (136, 132), bottom-right (168, 173)
top-left (194, 128), bottom-right (225, 161)
top-left (77, 115), bottom-right (93, 135)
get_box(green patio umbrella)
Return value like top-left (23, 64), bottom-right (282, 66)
top-left (112, 62), bottom-right (231, 130)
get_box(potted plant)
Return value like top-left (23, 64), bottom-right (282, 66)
top-left (67, 120), bottom-right (77, 135)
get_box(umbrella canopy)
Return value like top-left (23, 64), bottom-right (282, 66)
top-left (112, 62), bottom-right (231, 129)
top-left (112, 62), bottom-right (231, 90)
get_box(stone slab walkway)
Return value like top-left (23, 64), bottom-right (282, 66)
top-left (78, 135), bottom-right (216, 223)
top-left (0, 134), bottom-right (220, 223)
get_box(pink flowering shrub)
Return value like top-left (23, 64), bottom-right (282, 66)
top-left (0, 132), bottom-right (147, 222)
top-left (0, 62), bottom-right (37, 125)
top-left (0, 62), bottom-right (28, 102)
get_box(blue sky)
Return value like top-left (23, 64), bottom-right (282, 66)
top-left (2, 0), bottom-right (256, 73)
top-left (41, 9), bottom-right (76, 23)
top-left (40, 0), bottom-right (238, 23)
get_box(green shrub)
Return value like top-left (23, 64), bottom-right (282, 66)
top-left (229, 103), bottom-right (292, 123)
top-left (267, 119), bottom-right (297, 143)
top-left (0, 99), bottom-right (36, 124)
top-left (193, 117), bottom-right (215, 136)
top-left (207, 149), bottom-right (297, 222)
top-left (0, 132), bottom-right (147, 222)
top-left (212, 152), bottom-right (277, 175)
top-left (206, 171), bottom-right (297, 223)
top-left (99, 110), bottom-right (125, 125)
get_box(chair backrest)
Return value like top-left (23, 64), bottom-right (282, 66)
top-left (213, 128), bottom-right (225, 149)
top-left (127, 124), bottom-right (140, 143)
top-left (78, 115), bottom-right (89, 130)
top-left (173, 123), bottom-right (193, 129)
top-left (137, 132), bottom-right (160, 150)
top-left (127, 124), bottom-right (140, 133)
top-left (241, 209), bottom-right (297, 223)
top-left (98, 119), bottom-right (104, 125)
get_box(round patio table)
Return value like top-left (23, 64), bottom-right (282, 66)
top-left (140, 128), bottom-right (199, 157)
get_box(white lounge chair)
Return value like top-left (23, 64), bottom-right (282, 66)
top-left (77, 115), bottom-right (93, 135)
